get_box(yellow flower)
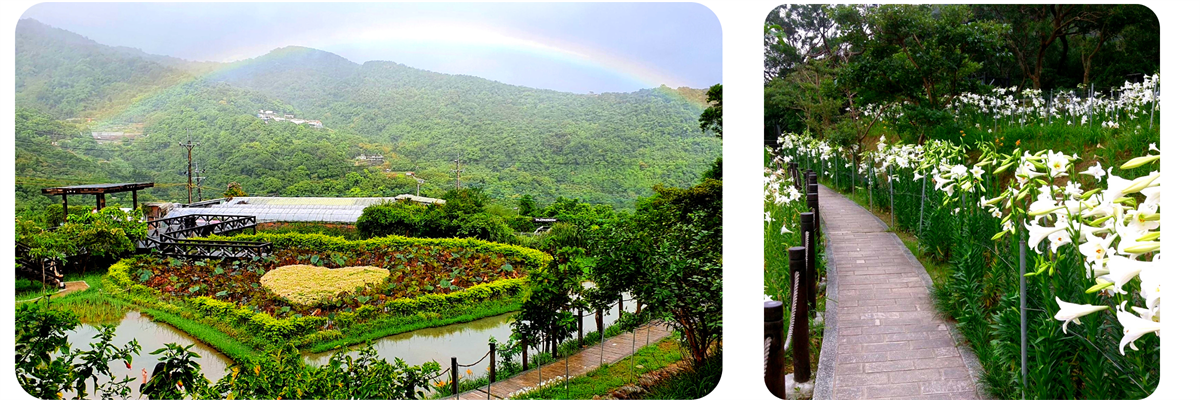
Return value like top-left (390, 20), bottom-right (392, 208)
top-left (466, 368), bottom-right (473, 376)
top-left (254, 365), bottom-right (261, 376)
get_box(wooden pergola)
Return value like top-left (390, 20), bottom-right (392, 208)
top-left (42, 182), bottom-right (154, 220)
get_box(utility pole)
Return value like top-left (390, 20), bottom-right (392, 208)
top-left (179, 129), bottom-right (199, 203)
top-left (451, 153), bottom-right (463, 190)
top-left (194, 163), bottom-right (207, 201)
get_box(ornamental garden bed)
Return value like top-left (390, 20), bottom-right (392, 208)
top-left (105, 233), bottom-right (550, 358)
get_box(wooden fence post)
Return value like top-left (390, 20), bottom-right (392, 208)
top-left (765, 300), bottom-right (785, 399)
top-left (489, 342), bottom-right (497, 383)
top-left (807, 190), bottom-right (820, 240)
top-left (451, 357), bottom-right (459, 395)
top-left (788, 246), bottom-right (811, 382)
top-left (801, 212), bottom-right (817, 310)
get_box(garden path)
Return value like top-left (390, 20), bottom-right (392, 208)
top-left (449, 322), bottom-right (672, 400)
top-left (817, 184), bottom-right (985, 400)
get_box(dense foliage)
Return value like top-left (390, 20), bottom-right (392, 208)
top-left (780, 130), bottom-right (1160, 399)
top-left (16, 303), bottom-right (442, 400)
top-left (15, 19), bottom-right (719, 213)
top-left (765, 4), bottom-right (1159, 150)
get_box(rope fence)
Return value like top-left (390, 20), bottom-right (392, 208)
top-left (441, 294), bottom-right (648, 399)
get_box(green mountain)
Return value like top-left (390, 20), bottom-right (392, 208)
top-left (14, 19), bottom-right (720, 212)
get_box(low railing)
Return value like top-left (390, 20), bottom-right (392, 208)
top-left (148, 214), bottom-right (257, 241)
top-left (765, 168), bottom-right (820, 399)
top-left (150, 238), bottom-right (272, 259)
top-left (15, 242), bottom-right (65, 289)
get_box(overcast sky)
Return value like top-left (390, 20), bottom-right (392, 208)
top-left (21, 2), bottom-right (722, 94)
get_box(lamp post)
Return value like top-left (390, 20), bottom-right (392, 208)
top-left (404, 172), bottom-right (425, 196)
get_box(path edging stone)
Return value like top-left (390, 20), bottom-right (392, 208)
top-left (812, 189), bottom-right (838, 400)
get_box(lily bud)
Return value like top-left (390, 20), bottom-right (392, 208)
top-left (1121, 173), bottom-right (1160, 194)
top-left (1123, 242), bottom-right (1160, 254)
top-left (1120, 155), bottom-right (1160, 170)
top-left (1086, 281), bottom-right (1114, 294)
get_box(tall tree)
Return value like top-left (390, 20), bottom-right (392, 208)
top-left (698, 84), bottom-right (722, 138)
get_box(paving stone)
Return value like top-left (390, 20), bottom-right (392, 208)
top-left (818, 185), bottom-right (982, 400)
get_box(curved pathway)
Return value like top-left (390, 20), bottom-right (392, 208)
top-left (450, 322), bottom-right (672, 400)
top-left (814, 185), bottom-right (986, 400)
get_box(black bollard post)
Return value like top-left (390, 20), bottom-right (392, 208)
top-left (788, 246), bottom-right (811, 381)
top-left (801, 212), bottom-right (817, 310)
top-left (578, 308), bottom-right (584, 344)
top-left (522, 341), bottom-right (528, 371)
top-left (765, 300), bottom-right (785, 399)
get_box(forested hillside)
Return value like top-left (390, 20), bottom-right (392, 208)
top-left (14, 19), bottom-right (720, 213)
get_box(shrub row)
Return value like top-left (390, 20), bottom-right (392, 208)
top-left (109, 258), bottom-right (530, 349)
top-left (220, 232), bottom-right (552, 270)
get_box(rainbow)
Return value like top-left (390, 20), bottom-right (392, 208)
top-left (216, 20), bottom-right (685, 92)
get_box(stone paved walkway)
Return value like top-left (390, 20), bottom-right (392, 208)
top-left (449, 322), bottom-right (672, 400)
top-left (816, 185), bottom-right (985, 400)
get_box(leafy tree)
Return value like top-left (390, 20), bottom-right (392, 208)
top-left (832, 4), bottom-right (1007, 141)
top-left (698, 84), bottom-right (722, 138)
top-left (223, 182), bottom-right (247, 199)
top-left (16, 303), bottom-right (78, 399)
top-left (511, 247), bottom-right (585, 355)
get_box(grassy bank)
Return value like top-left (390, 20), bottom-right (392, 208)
top-left (510, 334), bottom-right (685, 400)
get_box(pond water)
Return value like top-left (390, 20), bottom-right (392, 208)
top-left (64, 311), bottom-right (232, 399)
top-left (59, 299), bottom-right (636, 397)
top-left (305, 299), bottom-right (633, 381)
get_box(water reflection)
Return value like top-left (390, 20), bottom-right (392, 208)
top-left (305, 300), bottom-right (631, 381)
top-left (64, 311), bottom-right (231, 399)
top-left (58, 299), bottom-right (635, 397)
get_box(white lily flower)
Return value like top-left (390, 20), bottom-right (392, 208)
top-left (1081, 162), bottom-right (1106, 179)
top-left (1103, 255), bottom-right (1149, 294)
top-left (1129, 203), bottom-right (1160, 233)
top-left (1117, 306), bottom-right (1161, 355)
top-left (1025, 221), bottom-right (1068, 254)
top-left (1048, 228), bottom-right (1073, 254)
top-left (1149, 142), bottom-right (1159, 153)
top-left (765, 211), bottom-right (774, 223)
top-left (1139, 262), bottom-right (1161, 313)
top-left (971, 165), bottom-right (985, 180)
top-left (1078, 232), bottom-right (1116, 265)
top-left (950, 164), bottom-right (968, 179)
top-left (1054, 297), bottom-right (1108, 334)
top-left (1141, 185), bottom-right (1160, 210)
top-left (1047, 151), bottom-right (1070, 177)
top-left (781, 225), bottom-right (793, 234)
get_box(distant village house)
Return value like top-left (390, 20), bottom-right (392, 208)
top-left (257, 109), bottom-right (323, 128)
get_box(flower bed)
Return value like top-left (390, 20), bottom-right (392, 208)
top-left (106, 232), bottom-right (550, 352)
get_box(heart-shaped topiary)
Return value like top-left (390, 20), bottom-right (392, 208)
top-left (260, 264), bottom-right (390, 306)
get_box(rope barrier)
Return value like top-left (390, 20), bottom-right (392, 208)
top-left (783, 270), bottom-right (801, 352)
top-left (764, 337), bottom-right (772, 371)
top-left (458, 350), bottom-right (490, 368)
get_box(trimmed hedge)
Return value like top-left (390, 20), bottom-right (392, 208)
top-left (107, 251), bottom-right (533, 351)
top-left (217, 232), bottom-right (552, 271)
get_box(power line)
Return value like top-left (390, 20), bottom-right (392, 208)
top-left (179, 128), bottom-right (199, 203)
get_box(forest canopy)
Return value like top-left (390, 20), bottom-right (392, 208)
top-left (14, 19), bottom-right (720, 213)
